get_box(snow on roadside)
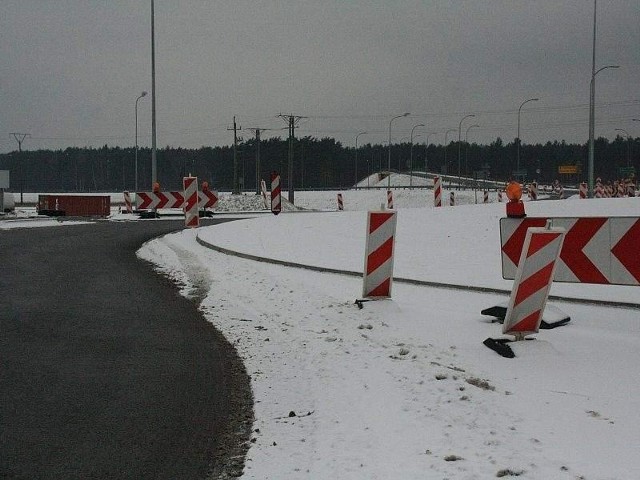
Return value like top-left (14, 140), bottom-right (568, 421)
top-left (139, 191), bottom-right (640, 480)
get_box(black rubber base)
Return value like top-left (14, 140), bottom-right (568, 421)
top-left (481, 305), bottom-right (571, 329)
top-left (483, 337), bottom-right (515, 358)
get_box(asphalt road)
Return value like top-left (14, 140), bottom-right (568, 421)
top-left (0, 218), bottom-right (253, 479)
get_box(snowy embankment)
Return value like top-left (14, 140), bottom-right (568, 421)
top-left (138, 182), bottom-right (640, 480)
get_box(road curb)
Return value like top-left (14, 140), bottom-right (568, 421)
top-left (195, 233), bottom-right (640, 310)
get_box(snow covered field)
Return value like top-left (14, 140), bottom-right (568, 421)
top-left (3, 176), bottom-right (639, 478)
top-left (136, 181), bottom-right (639, 480)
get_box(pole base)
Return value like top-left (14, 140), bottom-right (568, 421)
top-left (481, 303), bottom-right (570, 329)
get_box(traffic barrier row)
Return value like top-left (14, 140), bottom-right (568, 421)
top-left (134, 189), bottom-right (218, 210)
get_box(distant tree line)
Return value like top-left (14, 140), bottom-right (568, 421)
top-left (0, 135), bottom-right (637, 194)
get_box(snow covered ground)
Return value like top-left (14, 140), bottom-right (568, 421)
top-left (136, 177), bottom-right (639, 480)
top-left (4, 175), bottom-right (639, 478)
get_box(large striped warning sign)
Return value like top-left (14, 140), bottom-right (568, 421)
top-left (503, 226), bottom-right (566, 337)
top-left (362, 211), bottom-right (398, 298)
top-left (500, 217), bottom-right (640, 285)
top-left (136, 191), bottom-right (184, 210)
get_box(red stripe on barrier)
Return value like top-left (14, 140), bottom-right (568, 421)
top-left (559, 218), bottom-right (609, 284)
top-left (514, 261), bottom-right (555, 305)
top-left (527, 231), bottom-right (563, 259)
top-left (502, 218), bottom-right (548, 265)
top-left (367, 278), bottom-right (391, 297)
top-left (510, 310), bottom-right (542, 333)
top-left (611, 219), bottom-right (640, 282)
top-left (156, 192), bottom-right (169, 209)
top-left (369, 212), bottom-right (394, 234)
top-left (367, 237), bottom-right (394, 275)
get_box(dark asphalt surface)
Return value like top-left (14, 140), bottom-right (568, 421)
top-left (0, 218), bottom-right (253, 479)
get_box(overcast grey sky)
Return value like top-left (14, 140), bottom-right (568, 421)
top-left (2, 1), bottom-right (639, 154)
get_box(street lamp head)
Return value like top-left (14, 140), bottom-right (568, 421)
top-left (403, 112), bottom-right (410, 117)
top-left (141, 91), bottom-right (148, 97)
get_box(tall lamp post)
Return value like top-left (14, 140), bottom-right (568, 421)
top-left (517, 98), bottom-right (539, 176)
top-left (150, 0), bottom-right (158, 187)
top-left (615, 128), bottom-right (631, 168)
top-left (588, 65), bottom-right (619, 196)
top-left (135, 91), bottom-right (147, 192)
top-left (457, 114), bottom-right (475, 182)
top-left (388, 113), bottom-right (410, 187)
top-left (588, 0), bottom-right (620, 197)
top-left (409, 124), bottom-right (425, 187)
top-left (464, 124), bottom-right (479, 177)
top-left (444, 128), bottom-right (456, 176)
top-left (355, 131), bottom-right (367, 188)
top-left (424, 132), bottom-right (437, 173)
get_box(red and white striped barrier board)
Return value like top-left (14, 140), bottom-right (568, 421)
top-left (579, 182), bottom-right (587, 199)
top-left (136, 191), bottom-right (185, 210)
top-left (271, 172), bottom-right (281, 215)
top-left (434, 176), bottom-right (442, 207)
top-left (260, 179), bottom-right (269, 209)
top-left (498, 190), bottom-right (503, 203)
top-left (362, 211), bottom-right (398, 298)
top-left (617, 181), bottom-right (625, 197)
top-left (387, 190), bottom-right (393, 209)
top-left (450, 191), bottom-right (455, 206)
top-left (123, 191), bottom-right (133, 213)
top-left (483, 190), bottom-right (489, 204)
top-left (337, 193), bottom-right (344, 211)
top-left (500, 216), bottom-right (640, 285)
top-left (198, 189), bottom-right (218, 210)
top-left (183, 176), bottom-right (200, 228)
top-left (503, 225), bottom-right (566, 337)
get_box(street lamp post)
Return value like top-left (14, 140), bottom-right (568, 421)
top-left (588, 65), bottom-right (619, 196)
top-left (424, 132), bottom-right (437, 173)
top-left (517, 98), bottom-right (539, 175)
top-left (135, 91), bottom-right (147, 192)
top-left (355, 131), bottom-right (367, 188)
top-left (615, 128), bottom-right (631, 168)
top-left (388, 113), bottom-right (410, 187)
top-left (457, 114), bottom-right (475, 184)
top-left (465, 124), bottom-right (479, 177)
top-left (587, 0), bottom-right (620, 197)
top-left (151, 0), bottom-right (157, 187)
top-left (444, 128), bottom-right (456, 177)
top-left (409, 124), bottom-right (425, 187)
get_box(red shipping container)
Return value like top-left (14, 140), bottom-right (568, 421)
top-left (38, 195), bottom-right (111, 217)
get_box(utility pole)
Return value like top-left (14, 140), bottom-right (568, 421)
top-left (246, 127), bottom-right (282, 195)
top-left (245, 127), bottom-right (262, 195)
top-left (228, 116), bottom-right (242, 194)
top-left (10, 133), bottom-right (30, 204)
top-left (278, 113), bottom-right (306, 204)
top-left (151, 0), bottom-right (157, 186)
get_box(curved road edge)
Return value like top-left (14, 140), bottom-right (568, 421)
top-left (195, 232), bottom-right (640, 310)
